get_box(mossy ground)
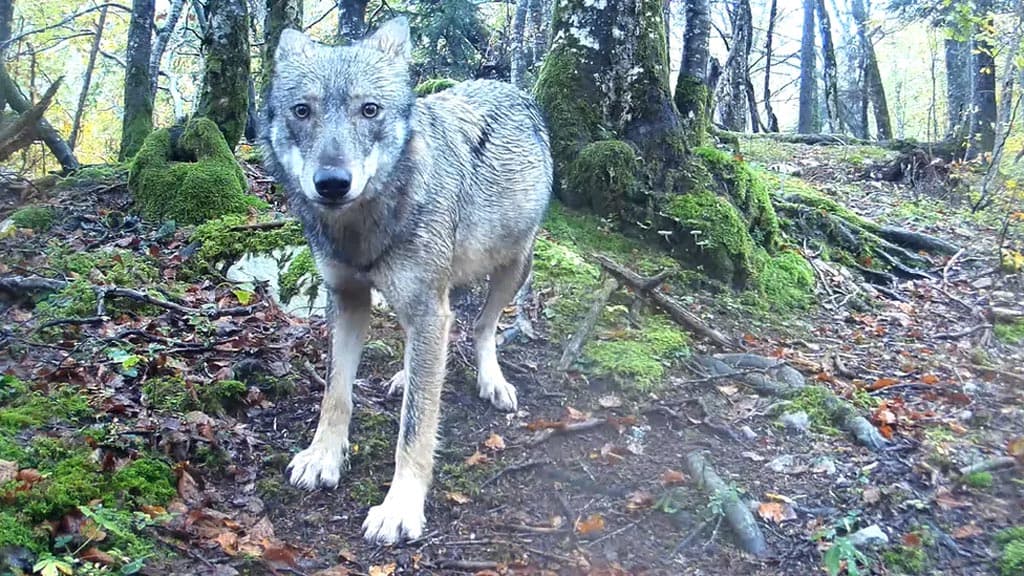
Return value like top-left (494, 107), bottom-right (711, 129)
top-left (10, 205), bottom-right (56, 231)
top-left (189, 213), bottom-right (305, 274)
top-left (994, 320), bottom-right (1024, 345)
top-left (141, 376), bottom-right (247, 415)
top-left (997, 527), bottom-right (1024, 576)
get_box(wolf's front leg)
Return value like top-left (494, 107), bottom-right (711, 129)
top-left (288, 282), bottom-right (371, 489)
top-left (362, 304), bottom-right (451, 544)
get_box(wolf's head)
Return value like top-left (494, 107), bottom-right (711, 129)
top-left (262, 17), bottom-right (414, 210)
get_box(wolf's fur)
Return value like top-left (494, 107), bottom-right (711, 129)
top-left (259, 18), bottom-right (552, 544)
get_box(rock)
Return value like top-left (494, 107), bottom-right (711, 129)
top-left (971, 277), bottom-right (993, 289)
top-left (811, 456), bottom-right (837, 475)
top-left (740, 425), bottom-right (757, 441)
top-left (767, 454), bottom-right (796, 473)
top-left (957, 409), bottom-right (973, 423)
top-left (848, 524), bottom-right (889, 547)
top-left (778, 411), bottom-right (810, 433)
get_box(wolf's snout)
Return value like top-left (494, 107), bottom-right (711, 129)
top-left (313, 167), bottom-right (353, 201)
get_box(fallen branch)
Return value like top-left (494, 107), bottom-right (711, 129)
top-left (934, 324), bottom-right (991, 340)
top-left (228, 220), bottom-right (295, 232)
top-left (557, 277), bottom-right (618, 371)
top-left (684, 451), bottom-right (768, 558)
top-left (593, 254), bottom-right (734, 349)
top-left (0, 275), bottom-right (263, 319)
top-left (0, 77), bottom-right (61, 160)
top-left (958, 457), bottom-right (1017, 476)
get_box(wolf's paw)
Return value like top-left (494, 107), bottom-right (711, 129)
top-left (478, 366), bottom-right (518, 411)
top-left (385, 369), bottom-right (406, 396)
top-left (361, 491), bottom-right (425, 544)
top-left (286, 442), bottom-right (348, 490)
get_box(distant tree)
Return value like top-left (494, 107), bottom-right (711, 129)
top-left (762, 0), bottom-right (779, 132)
top-left (971, 0), bottom-right (997, 153)
top-left (196, 0), bottom-right (250, 150)
top-left (510, 0), bottom-right (529, 89)
top-left (717, 0), bottom-right (753, 131)
top-left (120, 0), bottom-right (155, 160)
top-left (69, 5), bottom-right (108, 150)
top-left (675, 0), bottom-right (712, 145)
top-left (264, 0), bottom-right (303, 89)
top-left (0, 0), bottom-right (12, 114)
top-left (338, 0), bottom-right (369, 41)
top-left (149, 0), bottom-right (186, 100)
top-left (850, 0), bottom-right (892, 139)
top-left (798, 0), bottom-right (818, 133)
top-left (816, 0), bottom-right (840, 132)
top-left (945, 37), bottom-right (972, 140)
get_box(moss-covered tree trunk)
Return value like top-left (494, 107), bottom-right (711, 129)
top-left (675, 0), bottom-right (711, 147)
top-left (197, 0), bottom-right (250, 150)
top-left (120, 0), bottom-right (155, 161)
top-left (263, 0), bottom-right (303, 93)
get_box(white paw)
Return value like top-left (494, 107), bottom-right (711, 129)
top-left (286, 442), bottom-right (347, 490)
top-left (478, 367), bottom-right (518, 411)
top-left (385, 369), bottom-right (406, 396)
top-left (361, 490), bottom-right (425, 544)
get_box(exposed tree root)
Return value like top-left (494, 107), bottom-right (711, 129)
top-left (557, 277), bottom-right (618, 370)
top-left (958, 456), bottom-right (1017, 476)
top-left (683, 451), bottom-right (768, 557)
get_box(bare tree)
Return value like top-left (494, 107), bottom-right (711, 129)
top-left (69, 5), bottom-right (108, 150)
top-left (120, 0), bottom-right (154, 160)
top-left (717, 0), bottom-right (753, 131)
top-left (149, 0), bottom-right (185, 100)
top-left (850, 0), bottom-right (891, 139)
top-left (762, 0), bottom-right (779, 132)
top-left (816, 0), bottom-right (840, 132)
top-left (798, 0), bottom-right (818, 133)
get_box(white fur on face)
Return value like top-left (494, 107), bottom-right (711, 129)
top-left (347, 145), bottom-right (381, 202)
top-left (272, 125), bottom-right (318, 201)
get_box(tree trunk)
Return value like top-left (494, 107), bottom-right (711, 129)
top-left (797, 0), bottom-right (817, 133)
top-left (263, 0), bottom-right (303, 93)
top-left (717, 0), bottom-right (752, 132)
top-left (816, 0), bottom-right (839, 132)
top-left (944, 38), bottom-right (971, 140)
top-left (674, 0), bottom-right (712, 146)
top-left (850, 0), bottom-right (891, 139)
top-left (0, 0), bottom-right (13, 114)
top-left (119, 0), bottom-right (154, 160)
top-left (196, 0), bottom-right (250, 150)
top-left (762, 0), bottom-right (778, 132)
top-left (1, 66), bottom-right (79, 171)
top-left (69, 5), bottom-right (107, 151)
top-left (511, 0), bottom-right (529, 90)
top-left (338, 0), bottom-right (369, 42)
top-left (149, 0), bottom-right (185, 100)
top-left (971, 10), bottom-right (997, 153)
top-left (528, 0), bottom-right (549, 67)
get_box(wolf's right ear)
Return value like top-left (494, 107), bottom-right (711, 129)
top-left (362, 16), bottom-right (411, 61)
top-left (276, 28), bottom-right (314, 63)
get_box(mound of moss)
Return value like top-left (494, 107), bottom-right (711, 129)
top-left (142, 375), bottom-right (247, 415)
top-left (10, 205), bottom-right (56, 231)
top-left (564, 140), bottom-right (638, 214)
top-left (128, 117), bottom-right (258, 225)
top-left (414, 77), bottom-right (457, 96)
top-left (998, 527), bottom-right (1024, 576)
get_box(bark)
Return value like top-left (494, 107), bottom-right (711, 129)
top-left (120, 0), bottom-right (154, 160)
top-left (762, 0), bottom-right (779, 132)
top-left (944, 38), bottom-right (971, 140)
top-left (262, 0), bottom-right (302, 92)
top-left (149, 0), bottom-right (185, 100)
top-left (196, 0), bottom-right (251, 150)
top-left (717, 0), bottom-right (752, 131)
top-left (510, 0), bottom-right (529, 90)
top-left (797, 0), bottom-right (817, 133)
top-left (337, 0), bottom-right (368, 42)
top-left (816, 0), bottom-right (839, 132)
top-left (971, 11), bottom-right (997, 153)
top-left (850, 0), bottom-right (891, 139)
top-left (0, 77), bottom-right (60, 161)
top-left (675, 0), bottom-right (712, 145)
top-left (0, 66), bottom-right (79, 171)
top-left (528, 0), bottom-right (548, 67)
top-left (0, 0), bottom-right (13, 114)
top-left (69, 5), bottom-right (107, 150)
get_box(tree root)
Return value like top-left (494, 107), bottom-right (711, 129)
top-left (958, 456), bottom-right (1017, 476)
top-left (684, 451), bottom-right (769, 557)
top-left (557, 277), bottom-right (618, 370)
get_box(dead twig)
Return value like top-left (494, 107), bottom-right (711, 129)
top-left (942, 247), bottom-right (965, 286)
top-left (557, 277), bottom-right (618, 371)
top-left (227, 220), bottom-right (295, 232)
top-left (525, 418), bottom-right (606, 447)
top-left (934, 324), bottom-right (991, 340)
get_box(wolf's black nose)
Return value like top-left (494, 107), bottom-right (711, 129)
top-left (313, 167), bottom-right (352, 201)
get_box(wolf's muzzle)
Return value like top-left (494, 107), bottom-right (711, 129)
top-left (314, 167), bottom-right (353, 202)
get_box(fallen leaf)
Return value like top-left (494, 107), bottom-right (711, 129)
top-left (757, 501), bottom-right (797, 523)
top-left (598, 443), bottom-right (629, 464)
top-left (951, 524), bottom-right (983, 539)
top-left (598, 394), bottom-right (622, 408)
top-left (465, 450), bottom-right (490, 466)
top-left (446, 491), bottom-right (471, 504)
top-left (368, 563), bottom-right (396, 576)
top-left (484, 433), bottom-right (506, 452)
top-left (660, 469), bottom-right (687, 486)
top-left (263, 543), bottom-right (302, 571)
top-left (525, 419), bottom-right (565, 431)
top-left (868, 377), bottom-right (899, 391)
top-left (140, 505), bottom-right (167, 519)
top-left (79, 519), bottom-right (107, 542)
top-left (935, 490), bottom-right (970, 510)
top-left (566, 406), bottom-right (589, 421)
top-left (625, 491), bottom-right (653, 511)
top-left (338, 548), bottom-right (358, 563)
top-left (177, 469), bottom-right (201, 504)
top-left (764, 492), bottom-right (796, 504)
top-left (920, 374), bottom-right (939, 385)
top-left (902, 532), bottom-right (922, 547)
top-left (575, 514), bottom-right (605, 535)
top-left (948, 421), bottom-right (968, 435)
top-left (862, 486), bottom-right (881, 504)
top-left (78, 547), bottom-right (116, 566)
top-left (1009, 437), bottom-right (1024, 463)
top-left (215, 531), bottom-right (239, 556)
top-left (716, 384), bottom-right (739, 396)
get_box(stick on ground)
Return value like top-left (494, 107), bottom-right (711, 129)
top-left (557, 277), bottom-right (618, 371)
top-left (684, 451), bottom-right (768, 558)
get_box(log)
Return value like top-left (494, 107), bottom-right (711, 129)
top-left (0, 77), bottom-right (60, 160)
top-left (593, 254), bottom-right (734, 349)
top-left (0, 66), bottom-right (78, 171)
top-left (684, 451), bottom-right (768, 557)
top-left (557, 277), bottom-right (618, 370)
top-left (876, 226), bottom-right (959, 256)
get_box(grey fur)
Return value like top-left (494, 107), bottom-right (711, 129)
top-left (259, 17), bottom-right (552, 544)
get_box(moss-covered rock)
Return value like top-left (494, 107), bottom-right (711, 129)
top-left (111, 458), bottom-right (177, 506)
top-left (564, 140), bottom-right (638, 214)
top-left (414, 78), bottom-right (458, 96)
top-left (666, 192), bottom-right (754, 285)
top-left (278, 246), bottom-right (321, 305)
top-left (998, 527), bottom-right (1024, 576)
top-left (10, 205), bottom-right (55, 231)
top-left (128, 118), bottom-right (253, 225)
top-left (753, 249), bottom-right (815, 311)
top-left (141, 375), bottom-right (248, 415)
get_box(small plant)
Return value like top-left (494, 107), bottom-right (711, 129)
top-left (10, 205), bottom-right (56, 231)
top-left (824, 536), bottom-right (871, 576)
top-left (962, 470), bottom-right (993, 489)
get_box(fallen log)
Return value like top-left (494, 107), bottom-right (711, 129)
top-left (0, 66), bottom-right (78, 172)
top-left (557, 277), bottom-right (618, 371)
top-left (684, 451), bottom-right (768, 558)
top-left (0, 77), bottom-right (61, 161)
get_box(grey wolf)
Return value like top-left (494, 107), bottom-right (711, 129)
top-left (259, 17), bottom-right (552, 544)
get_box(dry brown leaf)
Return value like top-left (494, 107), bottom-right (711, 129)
top-left (338, 548), bottom-right (358, 563)
top-left (862, 486), bottom-right (881, 505)
top-left (716, 384), bottom-right (739, 396)
top-left (935, 490), bottom-right (969, 510)
top-left (902, 532), bottom-right (922, 548)
top-left (368, 563), bottom-right (397, 576)
top-left (1009, 437), bottom-right (1024, 463)
top-left (566, 406), bottom-right (589, 421)
top-left (484, 433), bottom-right (506, 452)
top-left (920, 374), bottom-right (939, 385)
top-left (868, 377), bottom-right (899, 391)
top-left (525, 419), bottom-right (566, 431)
top-left (598, 443), bottom-right (629, 464)
top-left (757, 502), bottom-right (796, 523)
top-left (215, 531), bottom-right (240, 556)
top-left (465, 450), bottom-right (490, 466)
top-left (446, 491), bottom-right (471, 504)
top-left (79, 547), bottom-right (116, 566)
top-left (140, 505), bottom-right (167, 519)
top-left (575, 514), bottom-right (605, 535)
top-left (951, 524), bottom-right (983, 539)
top-left (263, 543), bottom-right (302, 570)
top-left (625, 491), bottom-right (654, 511)
top-left (660, 469), bottom-right (687, 486)
top-left (79, 519), bottom-right (107, 542)
top-left (177, 469), bottom-right (201, 504)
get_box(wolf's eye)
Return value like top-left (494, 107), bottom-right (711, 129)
top-left (361, 103), bottom-right (380, 119)
top-left (292, 104), bottom-right (311, 119)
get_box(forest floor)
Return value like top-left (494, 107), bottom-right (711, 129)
top-left (0, 137), bottom-right (1022, 576)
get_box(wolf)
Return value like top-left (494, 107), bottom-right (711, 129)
top-left (259, 17), bottom-right (552, 544)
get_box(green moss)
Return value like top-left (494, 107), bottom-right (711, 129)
top-left (10, 205), bottom-right (55, 231)
top-left (414, 77), bottom-right (457, 96)
top-left (883, 545), bottom-right (927, 574)
top-left (142, 375), bottom-right (247, 415)
top-left (786, 386), bottom-right (840, 435)
top-left (190, 213), bottom-right (305, 271)
top-left (120, 109), bottom-right (154, 161)
top-left (962, 471), bottom-right (993, 489)
top-left (279, 247), bottom-right (321, 305)
top-left (666, 191), bottom-right (754, 284)
top-left (694, 147), bottom-right (780, 247)
top-left (21, 454), bottom-right (104, 521)
top-left (674, 75), bottom-right (710, 147)
top-left (112, 458), bottom-right (176, 507)
top-left (994, 320), bottom-right (1024, 345)
top-left (0, 378), bottom-right (90, 432)
top-left (583, 315), bottom-right (689, 391)
top-left (58, 164), bottom-right (129, 189)
top-left (128, 118), bottom-right (251, 225)
top-left (350, 478), bottom-right (384, 506)
top-left (753, 249), bottom-right (815, 311)
top-left (0, 511), bottom-right (46, 552)
top-left (438, 461), bottom-right (487, 497)
top-left (998, 528), bottom-right (1024, 576)
top-left (50, 248), bottom-right (159, 286)
top-left (565, 140), bottom-right (638, 214)
top-left (206, 379), bottom-right (247, 413)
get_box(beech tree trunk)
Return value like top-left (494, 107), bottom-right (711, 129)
top-left (120, 0), bottom-right (154, 160)
top-left (511, 0), bottom-right (529, 89)
top-left (263, 0), bottom-right (303, 90)
top-left (717, 0), bottom-right (752, 131)
top-left (971, 7), bottom-right (997, 153)
top-left (196, 0), bottom-right (250, 150)
top-left (797, 0), bottom-right (818, 133)
top-left (762, 0), bottom-right (779, 132)
top-left (149, 0), bottom-right (185, 100)
top-left (69, 5), bottom-right (107, 150)
top-left (675, 0), bottom-right (712, 146)
top-left (816, 0), bottom-right (839, 132)
top-left (338, 0), bottom-right (369, 42)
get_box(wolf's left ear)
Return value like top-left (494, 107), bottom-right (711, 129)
top-left (276, 28), bottom-right (314, 62)
top-left (363, 16), bottom-right (411, 61)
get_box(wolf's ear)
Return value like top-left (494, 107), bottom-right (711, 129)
top-left (276, 28), bottom-right (314, 63)
top-left (362, 16), bottom-right (411, 61)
